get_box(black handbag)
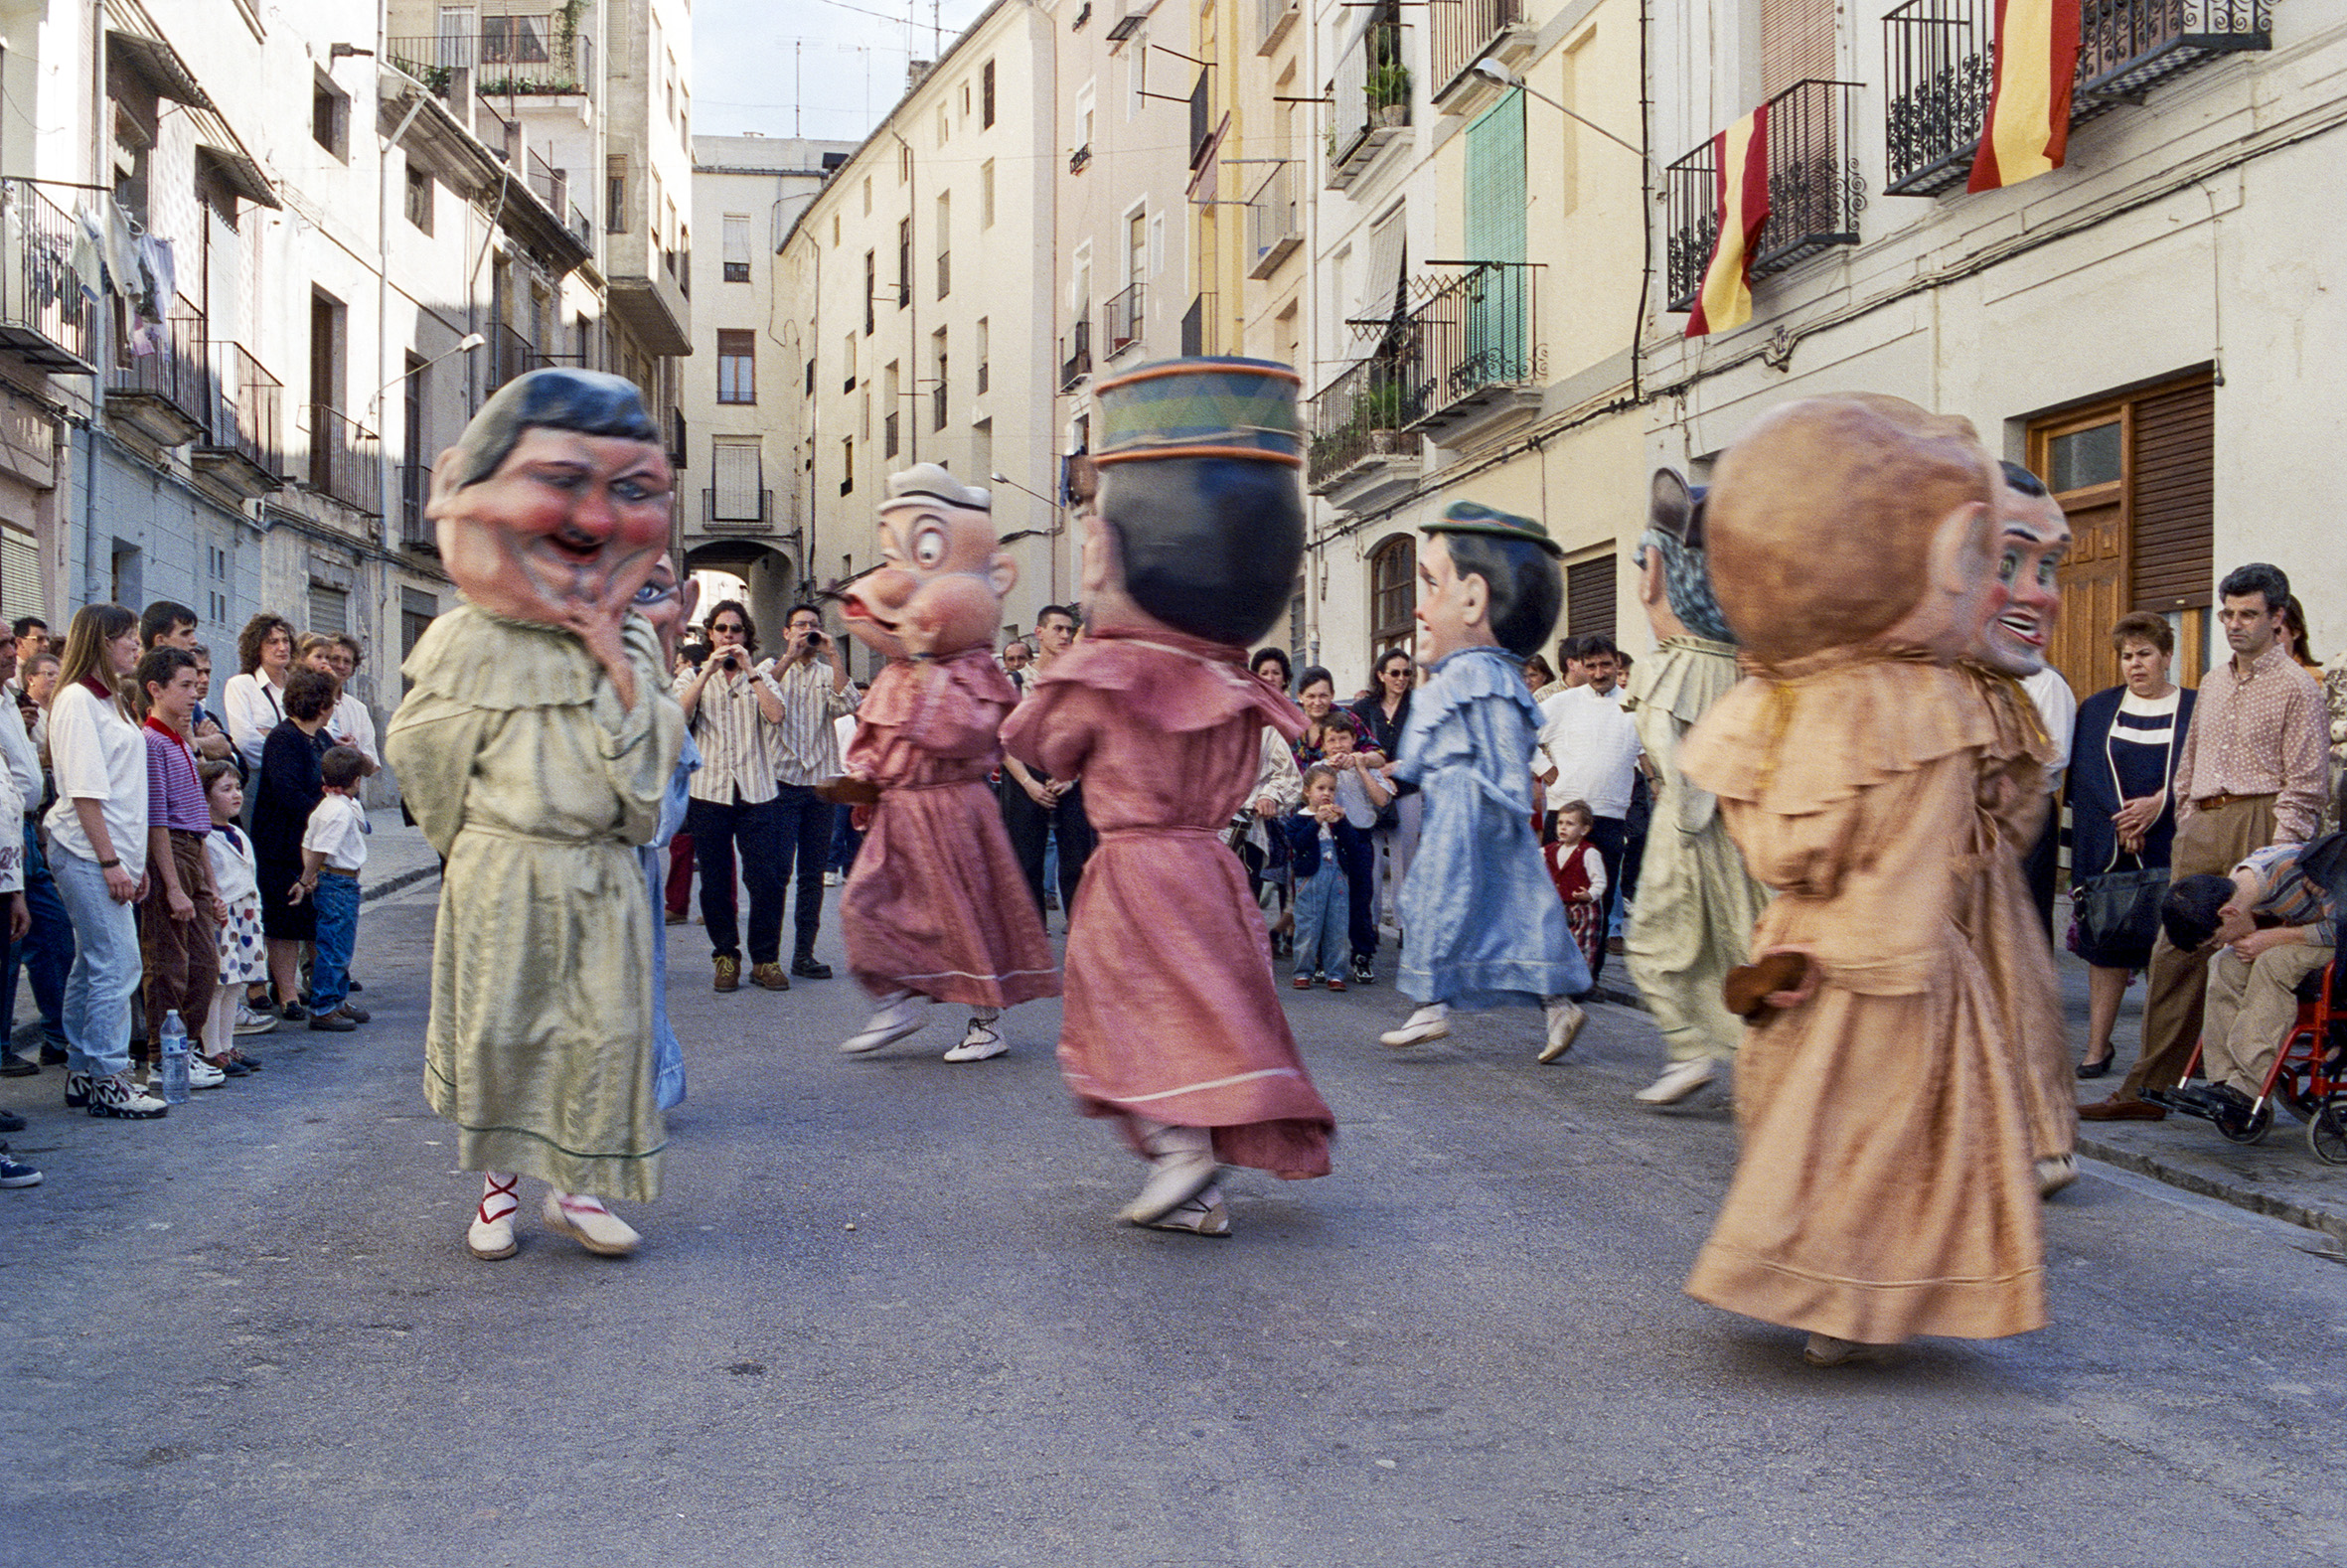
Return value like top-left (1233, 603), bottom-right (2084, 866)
top-left (2075, 861), bottom-right (2167, 969)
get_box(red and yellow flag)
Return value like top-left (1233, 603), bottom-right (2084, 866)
top-left (1967, 0), bottom-right (2084, 193)
top-left (1686, 106), bottom-right (1770, 340)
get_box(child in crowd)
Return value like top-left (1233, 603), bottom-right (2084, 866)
top-left (1285, 764), bottom-right (1369, 990)
top-left (202, 759), bottom-right (267, 1071)
top-left (289, 745), bottom-right (369, 1033)
top-left (1545, 799), bottom-right (1608, 979)
top-left (1319, 710), bottom-right (1389, 985)
top-left (136, 647), bottom-right (225, 1091)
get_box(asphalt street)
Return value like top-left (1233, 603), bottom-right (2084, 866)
top-left (5, 878), bottom-right (2345, 1568)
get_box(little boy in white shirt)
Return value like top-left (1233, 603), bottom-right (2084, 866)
top-left (291, 746), bottom-right (370, 1031)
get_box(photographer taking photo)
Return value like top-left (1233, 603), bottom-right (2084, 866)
top-left (758, 603), bottom-right (860, 980)
top-left (675, 601), bottom-right (790, 992)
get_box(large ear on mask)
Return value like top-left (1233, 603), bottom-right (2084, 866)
top-left (1455, 566), bottom-right (1491, 630)
top-left (1649, 468), bottom-right (1693, 540)
top-left (424, 445), bottom-right (469, 521)
top-left (677, 575), bottom-right (703, 627)
top-left (1929, 500), bottom-right (1991, 595)
top-left (988, 551), bottom-right (1018, 599)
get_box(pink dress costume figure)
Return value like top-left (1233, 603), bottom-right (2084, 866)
top-left (1379, 505), bottom-right (1592, 1063)
top-left (383, 370), bottom-right (686, 1263)
top-left (833, 465), bottom-right (1059, 1060)
top-left (1000, 359), bottom-right (1334, 1238)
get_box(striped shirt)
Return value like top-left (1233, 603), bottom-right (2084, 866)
top-left (143, 719), bottom-right (210, 833)
top-left (2234, 843), bottom-right (2339, 948)
top-left (2173, 639), bottom-right (2328, 846)
top-left (760, 654), bottom-right (859, 786)
top-left (678, 663), bottom-right (782, 806)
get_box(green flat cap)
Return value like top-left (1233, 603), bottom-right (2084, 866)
top-left (1422, 501), bottom-right (1562, 556)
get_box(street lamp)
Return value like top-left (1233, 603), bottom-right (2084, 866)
top-left (1471, 60), bottom-right (1644, 161)
top-left (989, 469), bottom-right (1063, 524)
top-left (368, 332), bottom-right (487, 413)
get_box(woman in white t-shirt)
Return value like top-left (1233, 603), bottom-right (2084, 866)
top-left (43, 604), bottom-right (163, 1120)
top-left (222, 612), bottom-right (295, 772)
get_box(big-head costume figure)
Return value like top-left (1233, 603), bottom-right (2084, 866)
top-left (1000, 358), bottom-right (1334, 1238)
top-left (1379, 504), bottom-right (1592, 1060)
top-left (1676, 392), bottom-right (2048, 1366)
top-left (1620, 471), bottom-right (1770, 1108)
top-left (385, 369), bottom-right (686, 1263)
top-left (832, 464), bottom-right (1059, 1061)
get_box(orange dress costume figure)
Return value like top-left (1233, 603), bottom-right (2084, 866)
top-left (1001, 359), bottom-right (1334, 1238)
top-left (1677, 393), bottom-right (2050, 1366)
top-left (834, 465), bottom-right (1059, 1061)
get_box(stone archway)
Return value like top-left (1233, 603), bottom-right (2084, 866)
top-left (683, 539), bottom-right (800, 655)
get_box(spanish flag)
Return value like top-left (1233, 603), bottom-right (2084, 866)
top-left (1967, 0), bottom-right (2083, 193)
top-left (1686, 106), bottom-right (1769, 339)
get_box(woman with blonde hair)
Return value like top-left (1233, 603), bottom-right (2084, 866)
top-left (46, 604), bottom-right (165, 1119)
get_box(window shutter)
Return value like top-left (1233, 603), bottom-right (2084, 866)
top-left (712, 439), bottom-right (764, 522)
top-left (1465, 91), bottom-right (1526, 265)
top-left (1760, 0), bottom-right (1837, 96)
top-left (2130, 379), bottom-right (2215, 612)
top-left (1565, 555), bottom-right (1615, 641)
top-left (0, 526), bottom-right (40, 626)
top-left (308, 583), bottom-right (350, 636)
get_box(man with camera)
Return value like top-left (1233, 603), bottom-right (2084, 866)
top-left (676, 601), bottom-right (791, 992)
top-left (760, 602), bottom-right (860, 980)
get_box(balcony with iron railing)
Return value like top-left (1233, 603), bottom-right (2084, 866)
top-left (1665, 80), bottom-right (1864, 315)
top-left (1059, 319), bottom-right (1092, 391)
top-left (1247, 164), bottom-right (1303, 278)
top-left (489, 323), bottom-right (536, 392)
top-left (1307, 352), bottom-right (1423, 499)
top-left (190, 342), bottom-right (285, 496)
top-left (1103, 281), bottom-right (1145, 358)
top-left (1398, 262), bottom-right (1541, 441)
top-left (106, 296), bottom-right (210, 446)
top-left (526, 147), bottom-right (566, 215)
top-left (1883, 0), bottom-right (2271, 197)
top-left (1328, 19), bottom-right (1412, 190)
top-left (386, 19), bottom-right (595, 101)
top-left (704, 487), bottom-right (775, 530)
top-left (0, 179), bottom-right (93, 372)
top-left (307, 404), bottom-right (382, 516)
top-left (1430, 0), bottom-right (1527, 105)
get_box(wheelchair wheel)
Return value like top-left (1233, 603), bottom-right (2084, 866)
top-left (2310, 1099), bottom-right (2347, 1167)
top-left (2217, 1095), bottom-right (2273, 1146)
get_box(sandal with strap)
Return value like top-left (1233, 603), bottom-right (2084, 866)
top-left (468, 1174), bottom-right (522, 1261)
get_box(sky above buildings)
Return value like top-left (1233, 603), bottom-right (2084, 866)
top-left (696, 0), bottom-right (995, 145)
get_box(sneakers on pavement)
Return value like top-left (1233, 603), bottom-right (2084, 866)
top-left (0, 1144), bottom-right (41, 1187)
top-left (1635, 1057), bottom-right (1720, 1105)
top-left (63, 1070), bottom-right (91, 1109)
top-left (87, 1071), bottom-right (167, 1120)
top-left (234, 1004), bottom-right (279, 1035)
top-left (942, 1017), bottom-right (1007, 1063)
top-left (1349, 955), bottom-right (1375, 987)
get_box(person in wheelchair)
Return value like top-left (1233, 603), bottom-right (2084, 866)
top-left (2153, 847), bottom-right (2338, 1136)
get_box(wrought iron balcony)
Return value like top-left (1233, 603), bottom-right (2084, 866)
top-left (399, 461), bottom-right (434, 551)
top-left (704, 487), bottom-right (775, 529)
top-left (1059, 319), bottom-right (1092, 391)
top-left (190, 342), bottom-right (284, 496)
top-left (1307, 352), bottom-right (1423, 493)
top-left (387, 19), bottom-right (594, 101)
top-left (1399, 261), bottom-right (1540, 440)
top-left (308, 404), bottom-right (382, 516)
top-left (1328, 16), bottom-right (1411, 187)
top-left (1431, 0), bottom-right (1525, 103)
top-left (106, 296), bottom-right (210, 446)
top-left (488, 323), bottom-right (537, 392)
top-left (2077, 0), bottom-right (2269, 106)
top-left (1247, 163), bottom-right (1303, 278)
top-left (1882, 0), bottom-right (1997, 196)
top-left (1103, 281), bottom-right (1145, 358)
top-left (0, 179), bottom-right (92, 371)
top-left (1664, 79), bottom-right (1863, 315)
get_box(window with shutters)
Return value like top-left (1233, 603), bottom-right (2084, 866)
top-left (2028, 372), bottom-right (2217, 695)
top-left (716, 330), bottom-right (755, 403)
top-left (1465, 92), bottom-right (1526, 266)
top-left (1369, 535), bottom-right (1416, 664)
top-left (983, 60), bottom-right (996, 127)
top-left (1565, 554), bottom-right (1615, 642)
top-left (711, 436), bottom-right (765, 522)
top-left (0, 525), bottom-right (41, 627)
top-left (1761, 0), bottom-right (1838, 97)
top-left (308, 582), bottom-right (350, 637)
top-left (722, 215), bottom-right (752, 282)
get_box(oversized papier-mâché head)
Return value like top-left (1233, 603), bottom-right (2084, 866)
top-left (844, 465), bottom-right (1017, 660)
top-left (1082, 358), bottom-right (1306, 649)
top-left (1415, 503), bottom-right (1564, 664)
top-left (1641, 469), bottom-right (1735, 646)
top-left (427, 369), bottom-right (673, 626)
top-left (1706, 393), bottom-right (2001, 666)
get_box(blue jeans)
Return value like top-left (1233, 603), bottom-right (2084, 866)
top-left (52, 845), bottom-right (141, 1080)
top-left (3, 817), bottom-right (73, 1050)
top-left (308, 872), bottom-right (360, 1014)
top-left (769, 782), bottom-right (833, 959)
top-left (1292, 854), bottom-right (1349, 980)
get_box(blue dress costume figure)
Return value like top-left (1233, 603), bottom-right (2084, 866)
top-left (1381, 504), bottom-right (1592, 1058)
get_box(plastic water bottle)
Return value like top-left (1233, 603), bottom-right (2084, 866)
top-left (158, 1011), bottom-right (191, 1106)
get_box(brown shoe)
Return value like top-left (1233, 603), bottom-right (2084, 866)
top-left (750, 961), bottom-right (791, 992)
top-left (713, 956), bottom-right (740, 993)
top-left (2078, 1094), bottom-right (2166, 1122)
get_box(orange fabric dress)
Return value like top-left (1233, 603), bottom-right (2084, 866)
top-left (840, 648), bottom-right (1059, 1009)
top-left (1000, 628), bottom-right (1333, 1178)
top-left (1678, 657), bottom-right (2047, 1343)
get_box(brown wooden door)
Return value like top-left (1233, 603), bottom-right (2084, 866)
top-left (2033, 402), bottom-right (2129, 700)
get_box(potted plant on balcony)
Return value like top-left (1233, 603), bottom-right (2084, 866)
top-left (1369, 62), bottom-right (1411, 126)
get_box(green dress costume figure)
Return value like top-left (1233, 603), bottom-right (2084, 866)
top-left (385, 370), bottom-right (686, 1262)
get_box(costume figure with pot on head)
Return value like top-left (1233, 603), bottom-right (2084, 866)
top-left (1000, 358), bottom-right (1334, 1238)
top-left (830, 464), bottom-right (1059, 1061)
top-left (1377, 503), bottom-right (1592, 1061)
top-left (1622, 470), bottom-right (1770, 1109)
top-left (385, 370), bottom-right (687, 1262)
top-left (1677, 392), bottom-right (2049, 1365)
